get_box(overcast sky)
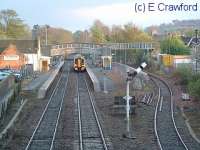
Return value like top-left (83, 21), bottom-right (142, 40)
top-left (0, 0), bottom-right (199, 31)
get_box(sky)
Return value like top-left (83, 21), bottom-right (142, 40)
top-left (0, 0), bottom-right (200, 32)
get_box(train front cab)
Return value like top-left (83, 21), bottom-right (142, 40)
top-left (74, 57), bottom-right (86, 72)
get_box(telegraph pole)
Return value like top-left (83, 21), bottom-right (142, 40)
top-left (45, 25), bottom-right (50, 46)
top-left (195, 29), bottom-right (198, 73)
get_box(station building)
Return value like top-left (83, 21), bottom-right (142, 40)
top-left (0, 40), bottom-right (51, 72)
top-left (0, 44), bottom-right (26, 70)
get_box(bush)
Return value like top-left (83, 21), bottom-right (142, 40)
top-left (191, 74), bottom-right (200, 82)
top-left (188, 79), bottom-right (200, 100)
top-left (172, 66), bottom-right (192, 85)
top-left (173, 67), bottom-right (200, 100)
top-left (160, 36), bottom-right (190, 55)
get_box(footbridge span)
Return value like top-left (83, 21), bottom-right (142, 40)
top-left (45, 42), bottom-right (156, 56)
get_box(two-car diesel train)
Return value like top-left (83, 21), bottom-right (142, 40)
top-left (73, 54), bottom-right (86, 72)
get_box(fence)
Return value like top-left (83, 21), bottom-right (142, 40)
top-left (0, 75), bottom-right (15, 118)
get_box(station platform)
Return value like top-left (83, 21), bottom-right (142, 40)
top-left (22, 70), bottom-right (54, 91)
top-left (87, 62), bottom-right (148, 94)
top-left (22, 63), bottom-right (63, 92)
top-left (87, 64), bottom-right (115, 93)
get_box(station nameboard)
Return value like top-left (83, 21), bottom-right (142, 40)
top-left (4, 55), bottom-right (19, 61)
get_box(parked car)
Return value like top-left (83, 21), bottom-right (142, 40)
top-left (0, 71), bottom-right (10, 81)
top-left (0, 68), bottom-right (12, 72)
top-left (0, 69), bottom-right (22, 81)
top-left (12, 71), bottom-right (22, 81)
top-left (1, 70), bottom-right (13, 74)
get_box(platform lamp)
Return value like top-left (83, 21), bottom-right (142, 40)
top-left (123, 62), bottom-right (147, 139)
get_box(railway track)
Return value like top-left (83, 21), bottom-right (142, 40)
top-left (102, 62), bottom-right (200, 149)
top-left (25, 62), bottom-right (69, 150)
top-left (77, 73), bottom-right (108, 150)
top-left (150, 74), bottom-right (188, 150)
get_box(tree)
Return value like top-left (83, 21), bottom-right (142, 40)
top-left (90, 20), bottom-right (109, 43)
top-left (160, 36), bottom-right (190, 55)
top-left (110, 23), bottom-right (152, 43)
top-left (43, 27), bottom-right (73, 44)
top-left (87, 20), bottom-right (153, 44)
top-left (73, 31), bottom-right (82, 42)
top-left (73, 30), bottom-right (91, 43)
top-left (111, 25), bottom-right (125, 42)
top-left (123, 23), bottom-right (152, 42)
top-left (90, 26), bottom-right (106, 43)
top-left (0, 9), bottom-right (30, 38)
top-left (188, 78), bottom-right (200, 100)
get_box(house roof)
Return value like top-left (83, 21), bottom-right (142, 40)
top-left (0, 40), bottom-right (38, 54)
top-left (0, 47), bottom-right (5, 53)
top-left (181, 36), bottom-right (200, 47)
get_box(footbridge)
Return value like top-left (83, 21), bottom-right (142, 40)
top-left (46, 42), bottom-right (156, 56)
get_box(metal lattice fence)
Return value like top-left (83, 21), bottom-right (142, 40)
top-left (192, 46), bottom-right (200, 73)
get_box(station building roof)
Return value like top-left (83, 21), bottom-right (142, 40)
top-left (0, 40), bottom-right (38, 54)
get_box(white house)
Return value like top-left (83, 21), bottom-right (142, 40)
top-left (173, 55), bottom-right (192, 68)
top-left (24, 53), bottom-right (39, 71)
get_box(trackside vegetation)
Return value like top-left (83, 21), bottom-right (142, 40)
top-left (173, 67), bottom-right (200, 100)
top-left (160, 36), bottom-right (190, 55)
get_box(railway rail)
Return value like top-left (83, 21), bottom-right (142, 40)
top-left (77, 73), bottom-right (108, 150)
top-left (111, 63), bottom-right (200, 149)
top-left (25, 62), bottom-right (69, 150)
top-left (150, 74), bottom-right (188, 150)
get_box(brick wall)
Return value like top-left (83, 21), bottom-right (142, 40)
top-left (0, 45), bottom-right (26, 70)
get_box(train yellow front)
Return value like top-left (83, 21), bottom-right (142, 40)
top-left (73, 55), bottom-right (86, 72)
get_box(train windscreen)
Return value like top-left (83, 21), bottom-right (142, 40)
top-left (81, 59), bottom-right (84, 65)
